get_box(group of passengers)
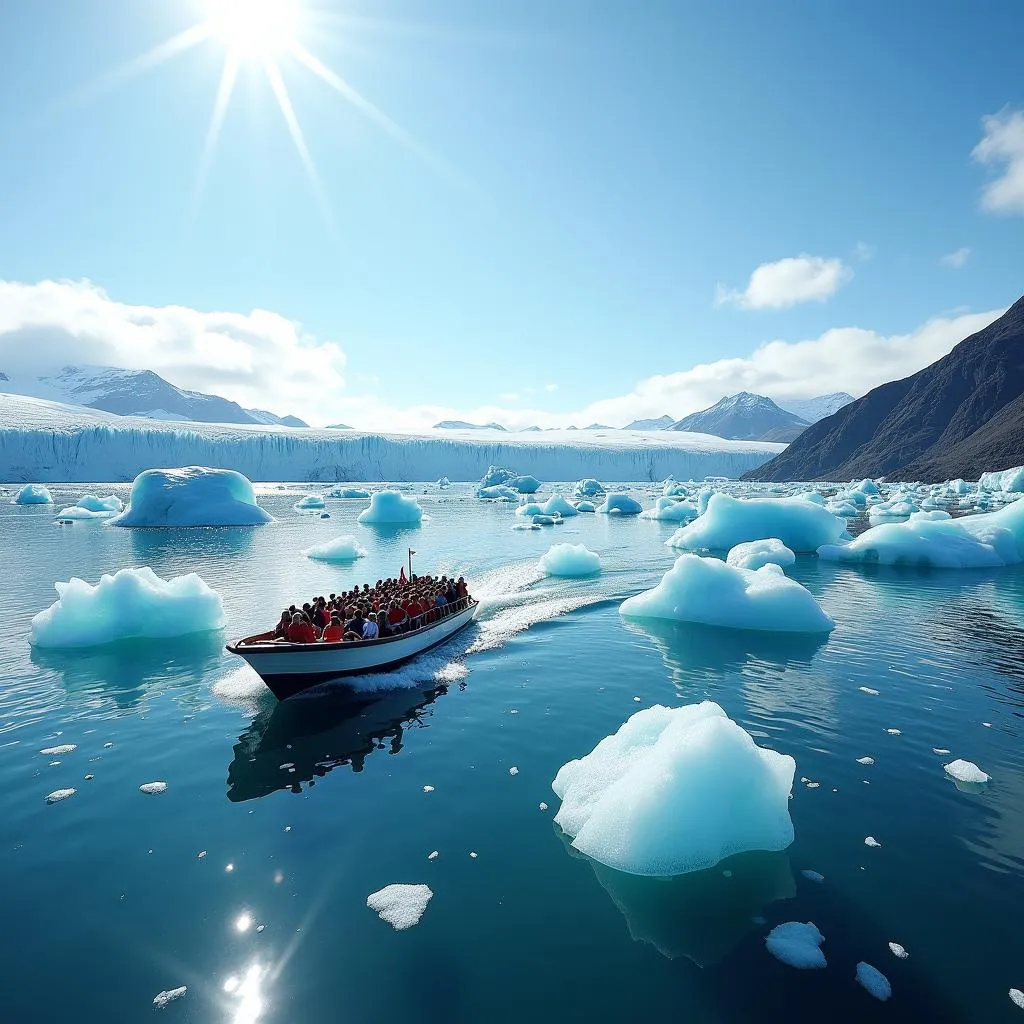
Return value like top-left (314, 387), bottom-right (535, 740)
top-left (273, 574), bottom-right (471, 644)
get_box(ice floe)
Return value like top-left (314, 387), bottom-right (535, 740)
top-left (30, 567), bottom-right (224, 648)
top-left (765, 921), bottom-right (826, 969)
top-left (944, 759), bottom-right (990, 784)
top-left (46, 788), bottom-right (76, 803)
top-left (294, 493), bottom-right (326, 510)
top-left (551, 701), bottom-right (795, 876)
top-left (302, 535), bottom-right (368, 562)
top-left (538, 543), bottom-right (602, 578)
top-left (152, 986), bottom-right (187, 1009)
top-left (667, 494), bottom-right (849, 552)
top-left (801, 869), bottom-right (824, 883)
top-left (640, 497), bottom-right (698, 523)
top-left (620, 554), bottom-right (834, 633)
top-left (140, 781), bottom-right (168, 794)
top-left (856, 962), bottom-right (892, 1000)
top-left (1010, 988), bottom-right (1024, 1009)
top-left (596, 493), bottom-right (643, 515)
top-left (889, 942), bottom-right (909, 959)
top-left (726, 538), bottom-right (796, 571)
top-left (40, 744), bottom-right (77, 756)
top-left (109, 467), bottom-right (272, 527)
top-left (864, 836), bottom-right (881, 848)
top-left (326, 485), bottom-right (370, 498)
top-left (12, 483), bottom-right (52, 505)
top-left (357, 489), bottom-right (424, 526)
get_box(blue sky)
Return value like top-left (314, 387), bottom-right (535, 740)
top-left (0, 0), bottom-right (1021, 428)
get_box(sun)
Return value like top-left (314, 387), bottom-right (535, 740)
top-left (204, 0), bottom-right (302, 59)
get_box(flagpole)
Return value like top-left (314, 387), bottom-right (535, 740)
top-left (408, 547), bottom-right (413, 580)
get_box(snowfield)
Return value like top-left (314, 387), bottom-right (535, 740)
top-left (0, 393), bottom-right (784, 483)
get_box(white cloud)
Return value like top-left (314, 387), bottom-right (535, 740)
top-left (972, 107), bottom-right (1024, 214)
top-left (853, 241), bottom-right (876, 261)
top-left (715, 255), bottom-right (852, 309)
top-left (499, 392), bottom-right (520, 402)
top-left (544, 383), bottom-right (558, 392)
top-left (0, 279), bottom-right (346, 422)
top-left (940, 247), bottom-right (971, 269)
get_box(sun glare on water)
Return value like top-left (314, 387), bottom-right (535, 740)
top-left (205, 0), bottom-right (302, 59)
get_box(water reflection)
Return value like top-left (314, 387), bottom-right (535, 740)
top-left (223, 962), bottom-right (266, 1024)
top-left (30, 633), bottom-right (226, 709)
top-left (226, 683), bottom-right (450, 801)
top-left (129, 526), bottom-right (257, 562)
top-left (562, 833), bottom-right (795, 966)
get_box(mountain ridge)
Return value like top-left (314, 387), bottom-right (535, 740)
top-left (668, 392), bottom-right (809, 442)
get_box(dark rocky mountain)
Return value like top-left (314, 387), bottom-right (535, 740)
top-left (668, 392), bottom-right (809, 441)
top-left (622, 415), bottom-right (675, 430)
top-left (743, 298), bottom-right (1024, 482)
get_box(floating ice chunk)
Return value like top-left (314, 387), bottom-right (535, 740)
top-left (153, 986), bottom-right (187, 1009)
top-left (357, 489), bottom-right (423, 526)
top-left (856, 757), bottom-right (875, 766)
top-left (1010, 988), bottom-right (1024, 1009)
top-left (641, 496), bottom-right (698, 522)
top-left (476, 484), bottom-right (519, 500)
top-left (765, 921), bottom-right (826, 969)
top-left (479, 466), bottom-right (516, 488)
top-left (78, 493), bottom-right (123, 513)
top-left (367, 884), bottom-right (433, 929)
top-left (542, 494), bottom-right (579, 518)
top-left (46, 788), bottom-right (76, 803)
top-left (55, 505), bottom-right (115, 521)
top-left (944, 759), bottom-right (990, 784)
top-left (513, 475), bottom-right (541, 494)
top-left (140, 781), bottom-right (168, 794)
top-left (574, 479), bottom-right (606, 498)
top-left (13, 483), bottom-right (52, 505)
top-left (551, 702), bottom-right (795, 876)
top-left (538, 543), bottom-right (602, 578)
top-left (428, 851), bottom-right (438, 860)
top-left (596, 493), bottom-right (643, 515)
top-left (933, 747), bottom-right (950, 755)
top-left (574, 500), bottom-right (597, 513)
top-left (827, 500), bottom-right (861, 518)
top-left (516, 502), bottom-right (544, 517)
top-left (801, 869), bottom-right (824, 883)
top-left (509, 766), bottom-right (519, 775)
top-left (40, 744), bottom-right (77, 755)
top-left (325, 485), bottom-right (370, 498)
top-left (422, 785), bottom-right (434, 793)
top-left (979, 465), bottom-right (1024, 493)
top-left (109, 467), bottom-right (272, 527)
top-left (539, 802), bottom-right (549, 811)
top-left (859, 687), bottom-right (880, 696)
top-left (30, 567), bottom-right (225, 649)
top-left (302, 535), bottom-right (367, 562)
top-left (668, 494), bottom-right (848, 552)
top-left (856, 962), bottom-right (892, 1000)
top-left (888, 942), bottom-right (909, 959)
top-left (294, 494), bottom-right (325, 509)
top-left (511, 522), bottom-right (541, 531)
top-left (818, 501), bottom-right (1024, 569)
top-left (726, 538), bottom-right (796, 571)
top-left (887, 729), bottom-right (901, 736)
top-left (620, 554), bottom-right (834, 634)
top-left (864, 836), bottom-right (881, 848)
top-left (469, 852), bottom-right (478, 858)
top-left (532, 515), bottom-right (558, 526)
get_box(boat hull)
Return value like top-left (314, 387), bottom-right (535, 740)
top-left (226, 601), bottom-right (477, 700)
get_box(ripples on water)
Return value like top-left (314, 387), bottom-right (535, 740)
top-left (0, 484), bottom-right (1022, 1022)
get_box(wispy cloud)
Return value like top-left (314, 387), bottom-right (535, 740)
top-left (715, 255), bottom-right (852, 310)
top-left (853, 241), bottom-right (876, 262)
top-left (544, 383), bottom-right (558, 392)
top-left (972, 107), bottom-right (1024, 214)
top-left (499, 392), bottom-right (520, 402)
top-left (940, 247), bottom-right (971, 269)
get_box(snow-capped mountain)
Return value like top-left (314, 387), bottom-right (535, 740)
top-left (0, 365), bottom-right (308, 427)
top-left (778, 392), bottom-right (854, 424)
top-left (668, 392), bottom-right (809, 442)
top-left (622, 415), bottom-right (676, 430)
top-left (433, 420), bottom-right (508, 431)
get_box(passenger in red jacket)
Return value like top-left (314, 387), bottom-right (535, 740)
top-left (286, 613), bottom-right (317, 644)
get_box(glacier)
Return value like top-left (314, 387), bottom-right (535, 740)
top-left (0, 394), bottom-right (783, 483)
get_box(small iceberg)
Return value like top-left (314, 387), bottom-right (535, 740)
top-left (538, 543), bottom-right (601, 578)
top-left (541, 494), bottom-right (579, 518)
top-left (30, 567), bottom-right (225, 649)
top-left (153, 986), bottom-right (187, 1009)
top-left (294, 494), bottom-right (326, 510)
top-left (856, 962), bottom-right (892, 1001)
top-left (476, 484), bottom-right (519, 501)
top-left (765, 921), bottom-right (826, 969)
top-left (597, 493), bottom-right (643, 515)
top-left (357, 489), bottom-right (423, 526)
top-left (513, 475), bottom-right (541, 494)
top-left (574, 479), bottom-right (606, 498)
top-left (944, 758), bottom-right (990, 792)
top-left (302, 535), bottom-right (368, 563)
top-left (640, 497), bottom-right (698, 523)
top-left (726, 538), bottom-right (796, 571)
top-left (366, 883), bottom-right (433, 930)
top-left (551, 701), bottom-right (795, 876)
top-left (620, 554), bottom-right (834, 633)
top-left (326, 485), bottom-right (370, 499)
top-left (13, 484), bottom-right (53, 505)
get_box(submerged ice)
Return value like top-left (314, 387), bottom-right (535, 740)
top-left (765, 921), bottom-right (826, 969)
top-left (551, 702), bottom-right (795, 876)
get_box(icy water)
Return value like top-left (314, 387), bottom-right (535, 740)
top-left (2, 484), bottom-right (1023, 1023)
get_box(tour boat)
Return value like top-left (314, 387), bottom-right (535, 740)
top-left (226, 598), bottom-right (478, 700)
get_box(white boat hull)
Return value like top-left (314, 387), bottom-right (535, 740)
top-left (226, 601), bottom-right (477, 699)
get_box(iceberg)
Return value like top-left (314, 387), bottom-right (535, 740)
top-left (620, 554), bottom-right (834, 633)
top-left (513, 475), bottom-right (541, 494)
top-left (668, 494), bottom-right (848, 552)
top-left (574, 479), bottom-right (607, 498)
top-left (13, 483), bottom-right (52, 505)
top-left (726, 539), bottom-right (796, 572)
top-left (766, 922), bottom-right (827, 969)
top-left (542, 494), bottom-right (579, 518)
top-left (479, 465), bottom-right (516, 488)
top-left (294, 493), bottom-right (326, 510)
top-left (302, 535), bottom-right (368, 562)
top-left (325, 485), bottom-right (370, 498)
top-left (575, 500), bottom-right (597, 513)
top-left (108, 468), bottom-right (273, 527)
top-left (516, 502), bottom-right (544, 517)
top-left (817, 502), bottom-right (1024, 569)
top-left (476, 484), bottom-right (519, 501)
top-left (366, 883), bottom-right (433, 930)
top-left (538, 543), bottom-right (602, 577)
top-left (551, 702), bottom-right (795, 876)
top-left (856, 962), bottom-right (892, 1001)
top-left (944, 759), bottom-right (990, 784)
top-left (55, 505), bottom-right (116, 521)
top-left (641, 497), bottom-right (698, 523)
top-left (30, 566), bottom-right (225, 648)
top-left (77, 494), bottom-right (123, 513)
top-left (357, 489), bottom-right (424, 526)
top-left (596, 493), bottom-right (643, 515)
top-left (979, 465), bottom-right (1024, 493)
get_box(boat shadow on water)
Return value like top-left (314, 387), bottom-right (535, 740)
top-left (225, 680), bottom-right (455, 802)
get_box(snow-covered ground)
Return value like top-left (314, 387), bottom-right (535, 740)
top-left (0, 393), bottom-right (784, 483)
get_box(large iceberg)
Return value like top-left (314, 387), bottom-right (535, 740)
top-left (726, 539), bottom-right (796, 571)
top-left (302, 535), bottom-right (368, 562)
top-left (551, 702), bottom-right (795, 876)
top-left (30, 567), bottom-right (225, 648)
top-left (13, 484), bottom-right (52, 505)
top-left (620, 554), bottom-right (834, 633)
top-left (979, 465), bottom-right (1024, 493)
top-left (818, 502), bottom-right (1024, 569)
top-left (108, 468), bottom-right (273, 527)
top-left (357, 489), bottom-right (424, 526)
top-left (667, 494), bottom-right (848, 552)
top-left (538, 543), bottom-right (602, 577)
top-left (597, 493), bottom-right (643, 515)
